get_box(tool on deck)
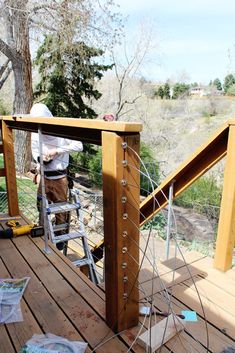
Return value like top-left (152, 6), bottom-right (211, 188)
top-left (0, 220), bottom-right (44, 239)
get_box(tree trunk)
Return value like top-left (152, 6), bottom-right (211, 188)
top-left (10, 0), bottom-right (33, 173)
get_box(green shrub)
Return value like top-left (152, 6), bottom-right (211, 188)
top-left (0, 155), bottom-right (4, 168)
top-left (140, 142), bottom-right (160, 196)
top-left (86, 142), bottom-right (160, 192)
top-left (141, 212), bottom-right (167, 238)
top-left (174, 174), bottom-right (222, 222)
top-left (88, 148), bottom-right (102, 187)
top-left (69, 144), bottom-right (98, 173)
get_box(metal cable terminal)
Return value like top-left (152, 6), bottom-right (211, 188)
top-left (122, 247), bottom-right (127, 253)
top-left (123, 213), bottom-right (128, 220)
top-left (121, 179), bottom-right (127, 186)
top-left (121, 196), bottom-right (127, 203)
top-left (123, 276), bottom-right (128, 283)
top-left (122, 142), bottom-right (127, 149)
top-left (122, 160), bottom-right (128, 167)
top-left (122, 230), bottom-right (128, 237)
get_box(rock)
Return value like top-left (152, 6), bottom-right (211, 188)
top-left (169, 205), bottom-right (214, 242)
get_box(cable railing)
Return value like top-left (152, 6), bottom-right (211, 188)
top-left (1, 114), bottom-right (235, 353)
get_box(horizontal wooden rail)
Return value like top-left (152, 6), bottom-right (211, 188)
top-left (140, 121), bottom-right (230, 225)
top-left (0, 116), bottom-right (142, 145)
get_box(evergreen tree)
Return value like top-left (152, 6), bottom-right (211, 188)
top-left (172, 83), bottom-right (190, 99)
top-left (156, 86), bottom-right (164, 99)
top-left (224, 74), bottom-right (235, 94)
top-left (163, 83), bottom-right (171, 99)
top-left (213, 78), bottom-right (222, 91)
top-left (34, 34), bottom-right (113, 118)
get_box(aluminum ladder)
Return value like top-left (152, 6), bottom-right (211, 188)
top-left (45, 189), bottom-right (99, 285)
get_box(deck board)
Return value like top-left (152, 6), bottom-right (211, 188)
top-left (0, 228), bottom-right (235, 353)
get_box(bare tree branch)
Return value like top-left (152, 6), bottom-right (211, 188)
top-left (0, 65), bottom-right (12, 89)
top-left (0, 58), bottom-right (10, 78)
top-left (0, 37), bottom-right (16, 61)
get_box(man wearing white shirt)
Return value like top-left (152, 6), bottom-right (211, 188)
top-left (30, 103), bottom-right (83, 249)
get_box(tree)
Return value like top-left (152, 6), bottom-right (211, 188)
top-left (224, 74), bottom-right (235, 93)
top-left (156, 86), bottom-right (164, 99)
top-left (226, 84), bottom-right (235, 96)
top-left (163, 83), bottom-right (170, 99)
top-left (0, 0), bottom-right (122, 172)
top-left (34, 34), bottom-right (113, 118)
top-left (213, 78), bottom-right (222, 91)
top-left (0, 1), bottom-right (121, 112)
top-left (172, 82), bottom-right (190, 99)
top-left (111, 22), bottom-right (157, 119)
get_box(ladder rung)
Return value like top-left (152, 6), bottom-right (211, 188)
top-left (52, 231), bottom-right (86, 243)
top-left (48, 202), bottom-right (80, 214)
top-left (53, 223), bottom-right (69, 231)
top-left (73, 258), bottom-right (93, 267)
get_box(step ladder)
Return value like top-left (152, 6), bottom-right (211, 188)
top-left (37, 126), bottom-right (99, 285)
top-left (45, 189), bottom-right (99, 285)
top-left (46, 189), bottom-right (99, 284)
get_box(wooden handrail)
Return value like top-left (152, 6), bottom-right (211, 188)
top-left (140, 121), bottom-right (230, 225)
top-left (0, 116), bottom-right (142, 145)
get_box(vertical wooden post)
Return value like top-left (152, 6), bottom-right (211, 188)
top-left (102, 131), bottom-right (140, 332)
top-left (1, 121), bottom-right (19, 216)
top-left (214, 125), bottom-right (235, 271)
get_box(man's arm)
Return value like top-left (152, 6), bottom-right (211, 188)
top-left (58, 139), bottom-right (83, 154)
top-left (31, 133), bottom-right (39, 162)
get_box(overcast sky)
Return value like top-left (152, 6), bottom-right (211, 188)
top-left (115, 0), bottom-right (235, 84)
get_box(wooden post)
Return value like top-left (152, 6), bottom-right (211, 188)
top-left (214, 125), bottom-right (235, 271)
top-left (1, 121), bottom-right (19, 216)
top-left (102, 131), bottom-right (140, 332)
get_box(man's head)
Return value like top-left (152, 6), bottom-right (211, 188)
top-left (30, 103), bottom-right (53, 117)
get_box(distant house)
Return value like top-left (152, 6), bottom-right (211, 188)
top-left (189, 85), bottom-right (223, 97)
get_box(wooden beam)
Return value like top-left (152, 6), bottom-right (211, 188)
top-left (1, 121), bottom-right (19, 216)
top-left (137, 314), bottom-right (185, 351)
top-left (214, 124), bottom-right (235, 271)
top-left (102, 131), bottom-right (140, 332)
top-left (1, 117), bottom-right (142, 145)
top-left (140, 122), bottom-right (229, 225)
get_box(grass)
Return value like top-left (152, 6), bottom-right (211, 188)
top-left (0, 154), bottom-right (3, 168)
top-left (0, 175), bottom-right (38, 222)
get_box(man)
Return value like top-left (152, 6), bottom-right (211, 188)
top-left (30, 103), bottom-right (83, 249)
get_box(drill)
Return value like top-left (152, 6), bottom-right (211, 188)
top-left (0, 220), bottom-right (44, 239)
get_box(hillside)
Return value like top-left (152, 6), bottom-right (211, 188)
top-left (95, 77), bottom-right (235, 177)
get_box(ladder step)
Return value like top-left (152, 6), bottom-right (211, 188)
top-left (73, 258), bottom-right (93, 267)
top-left (48, 202), bottom-right (80, 214)
top-left (53, 223), bottom-right (69, 232)
top-left (52, 231), bottom-right (86, 243)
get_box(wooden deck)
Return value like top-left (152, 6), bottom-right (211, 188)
top-left (0, 218), bottom-right (235, 353)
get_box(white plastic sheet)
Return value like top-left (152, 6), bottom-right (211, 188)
top-left (19, 333), bottom-right (88, 353)
top-left (0, 277), bottom-right (30, 324)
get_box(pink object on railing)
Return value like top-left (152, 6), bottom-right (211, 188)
top-left (103, 114), bottom-right (115, 121)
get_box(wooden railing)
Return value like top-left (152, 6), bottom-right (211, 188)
top-left (1, 115), bottom-right (235, 332)
top-left (0, 115), bottom-right (142, 332)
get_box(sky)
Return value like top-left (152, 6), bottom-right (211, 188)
top-left (114, 0), bottom-right (235, 84)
